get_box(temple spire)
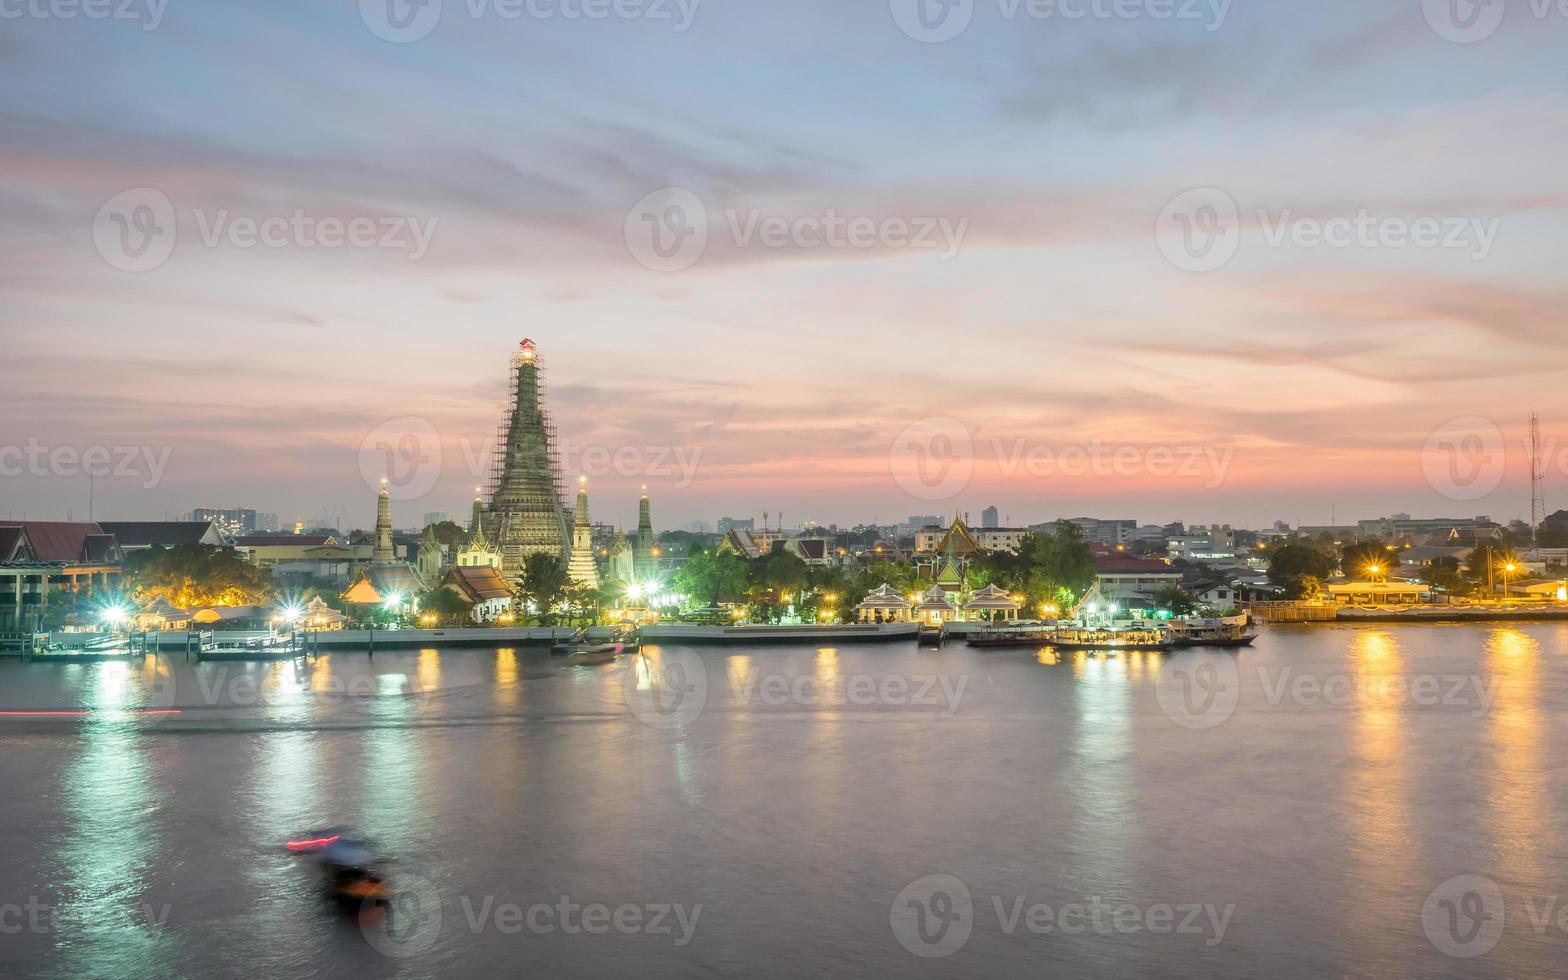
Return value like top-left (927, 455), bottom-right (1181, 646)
top-left (486, 338), bottom-right (570, 575)
top-left (567, 475), bottom-right (599, 588)
top-left (373, 477), bottom-right (394, 564)
top-left (635, 485), bottom-right (655, 577)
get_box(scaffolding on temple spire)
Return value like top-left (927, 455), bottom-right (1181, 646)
top-left (483, 338), bottom-right (570, 576)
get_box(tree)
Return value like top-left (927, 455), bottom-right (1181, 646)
top-left (1038, 520), bottom-right (1097, 595)
top-left (124, 543), bottom-right (274, 607)
top-left (982, 523), bottom-right (1098, 611)
top-left (517, 553), bottom-right (570, 624)
top-left (423, 521), bottom-right (467, 551)
top-left (420, 587), bottom-right (474, 626)
top-left (674, 549), bottom-right (750, 605)
top-left (747, 551), bottom-right (811, 603)
top-left (562, 582), bottom-right (599, 625)
top-left (1341, 540), bottom-right (1397, 579)
top-left (1268, 543), bottom-right (1336, 599)
top-left (1153, 584), bottom-right (1197, 616)
top-left (1420, 555), bottom-right (1470, 595)
top-left (1539, 509), bottom-right (1568, 547)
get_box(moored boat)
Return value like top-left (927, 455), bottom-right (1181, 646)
top-left (560, 641), bottom-right (625, 665)
top-left (1047, 625), bottom-right (1172, 652)
top-left (967, 625), bottom-right (1055, 648)
top-left (1167, 614), bottom-right (1257, 649)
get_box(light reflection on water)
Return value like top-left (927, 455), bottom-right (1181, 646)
top-left (1, 626), bottom-right (1565, 977)
top-left (1343, 630), bottom-right (1414, 973)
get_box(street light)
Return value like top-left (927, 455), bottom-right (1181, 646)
top-left (1502, 562), bottom-right (1518, 600)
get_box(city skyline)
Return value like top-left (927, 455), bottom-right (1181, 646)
top-left (4, 2), bottom-right (1566, 527)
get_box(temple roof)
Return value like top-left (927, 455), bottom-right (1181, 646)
top-left (442, 564), bottom-right (516, 603)
top-left (855, 584), bottom-right (913, 609)
top-left (913, 585), bottom-right (960, 612)
top-left (936, 517), bottom-right (980, 556)
top-left (963, 584), bottom-right (1021, 611)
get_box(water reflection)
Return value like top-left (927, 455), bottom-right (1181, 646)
top-left (54, 663), bottom-right (170, 975)
top-left (1070, 654), bottom-right (1134, 891)
top-left (1485, 629), bottom-right (1544, 885)
top-left (1342, 630), bottom-right (1412, 970)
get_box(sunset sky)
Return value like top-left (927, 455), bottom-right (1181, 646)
top-left (3, 0), bottom-right (1566, 530)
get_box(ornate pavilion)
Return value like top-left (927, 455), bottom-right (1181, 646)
top-left (854, 584), bottom-right (914, 624)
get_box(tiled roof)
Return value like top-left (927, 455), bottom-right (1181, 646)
top-left (99, 521), bottom-right (220, 548)
top-left (0, 526), bottom-right (31, 563)
top-left (83, 534), bottom-right (120, 562)
top-left (0, 522), bottom-right (106, 562)
top-left (442, 565), bottom-right (515, 602)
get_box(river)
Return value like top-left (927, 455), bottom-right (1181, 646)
top-left (0, 623), bottom-right (1564, 977)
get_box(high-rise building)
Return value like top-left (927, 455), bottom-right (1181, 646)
top-left (188, 507), bottom-right (270, 537)
top-left (717, 517), bottom-right (754, 533)
top-left (423, 511), bottom-right (450, 527)
top-left (483, 339), bottom-right (570, 576)
top-left (980, 505), bottom-right (1000, 529)
top-left (1058, 517), bottom-right (1138, 545)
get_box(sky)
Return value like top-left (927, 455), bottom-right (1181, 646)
top-left (2, 0), bottom-right (1566, 532)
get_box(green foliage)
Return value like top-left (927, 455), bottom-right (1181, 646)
top-left (562, 582), bottom-right (599, 625)
top-left (517, 553), bottom-right (570, 624)
top-left (1268, 543), bottom-right (1337, 598)
top-left (1153, 584), bottom-right (1198, 616)
top-left (1340, 540), bottom-right (1398, 578)
top-left (965, 522), bottom-right (1095, 611)
top-left (1419, 555), bottom-right (1470, 594)
top-left (124, 543), bottom-right (274, 607)
top-left (1538, 510), bottom-right (1568, 547)
top-left (423, 521), bottom-right (467, 550)
top-left (420, 587), bottom-right (474, 626)
top-left (674, 549), bottom-right (750, 604)
top-left (746, 550), bottom-right (811, 601)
